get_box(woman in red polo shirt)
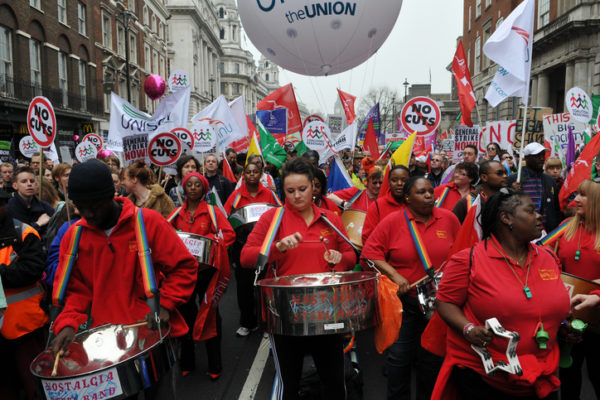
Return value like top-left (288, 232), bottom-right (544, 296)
top-left (433, 188), bottom-right (571, 399)
top-left (361, 165), bottom-right (410, 243)
top-left (556, 178), bottom-right (600, 399)
top-left (169, 172), bottom-right (235, 379)
top-left (361, 176), bottom-right (460, 400)
top-left (312, 168), bottom-right (340, 215)
top-left (241, 157), bottom-right (355, 399)
top-left (225, 161), bottom-right (281, 337)
top-left (327, 167), bottom-right (383, 212)
top-left (433, 162), bottom-right (478, 211)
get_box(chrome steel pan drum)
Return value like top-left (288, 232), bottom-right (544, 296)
top-left (228, 203), bottom-right (276, 231)
top-left (561, 272), bottom-right (600, 333)
top-left (177, 232), bottom-right (215, 271)
top-left (258, 271), bottom-right (378, 336)
top-left (341, 209), bottom-right (366, 250)
top-left (30, 323), bottom-right (173, 400)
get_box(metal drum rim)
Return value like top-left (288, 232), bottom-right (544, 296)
top-left (257, 271), bottom-right (379, 288)
top-left (177, 232), bottom-right (216, 243)
top-left (30, 323), bottom-right (171, 380)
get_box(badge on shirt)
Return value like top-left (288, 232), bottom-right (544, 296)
top-left (436, 230), bottom-right (447, 239)
top-left (538, 268), bottom-right (558, 281)
top-left (128, 240), bottom-right (137, 252)
top-left (320, 228), bottom-right (334, 237)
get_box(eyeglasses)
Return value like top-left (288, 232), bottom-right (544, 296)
top-left (493, 169), bottom-right (508, 176)
top-left (502, 156), bottom-right (513, 160)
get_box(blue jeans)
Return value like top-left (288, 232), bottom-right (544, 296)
top-left (386, 295), bottom-right (442, 400)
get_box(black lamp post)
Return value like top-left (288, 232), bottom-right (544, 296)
top-left (209, 74), bottom-right (215, 102)
top-left (118, 9), bottom-right (136, 103)
top-left (403, 78), bottom-right (409, 103)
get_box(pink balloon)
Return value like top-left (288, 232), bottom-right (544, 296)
top-left (97, 149), bottom-right (114, 159)
top-left (144, 74), bottom-right (166, 100)
top-left (73, 135), bottom-right (80, 142)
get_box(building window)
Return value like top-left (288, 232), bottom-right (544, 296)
top-left (220, 28), bottom-right (225, 40)
top-left (127, 0), bottom-right (135, 12)
top-left (158, 22), bottom-right (163, 39)
top-left (159, 56), bottom-right (164, 77)
top-left (129, 34), bottom-right (136, 64)
top-left (102, 13), bottom-right (112, 48)
top-left (265, 73), bottom-right (269, 81)
top-left (144, 44), bottom-right (150, 68)
top-left (232, 25), bottom-right (237, 42)
top-left (475, 0), bottom-right (481, 18)
top-left (468, 6), bottom-right (471, 31)
top-left (58, 52), bottom-right (68, 106)
top-left (538, 0), bottom-right (550, 27)
top-left (150, 15), bottom-right (155, 32)
top-left (30, 0), bottom-right (41, 9)
top-left (233, 83), bottom-right (240, 95)
top-left (0, 26), bottom-right (13, 94)
top-left (117, 24), bottom-right (125, 56)
top-left (219, 8), bottom-right (224, 18)
top-left (474, 36), bottom-right (481, 73)
top-left (152, 50), bottom-right (158, 74)
top-left (234, 63), bottom-right (240, 74)
top-left (29, 39), bottom-right (42, 93)
top-left (467, 48), bottom-right (471, 71)
top-left (78, 2), bottom-right (87, 36)
top-left (220, 82), bottom-right (226, 94)
top-left (57, 0), bottom-right (67, 24)
top-left (78, 61), bottom-right (86, 111)
top-left (219, 62), bottom-right (224, 74)
top-left (483, 26), bottom-right (491, 68)
top-left (485, 0), bottom-right (492, 8)
top-left (143, 6), bottom-right (149, 25)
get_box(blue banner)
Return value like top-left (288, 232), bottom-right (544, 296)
top-left (358, 103), bottom-right (382, 145)
top-left (257, 109), bottom-right (288, 135)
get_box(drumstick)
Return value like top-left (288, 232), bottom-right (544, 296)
top-left (51, 350), bottom-right (63, 377)
top-left (122, 321), bottom-right (148, 330)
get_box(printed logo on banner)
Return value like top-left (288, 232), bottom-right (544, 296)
top-left (27, 96), bottom-right (57, 148)
top-left (75, 141), bottom-right (98, 163)
top-left (400, 97), bottom-right (441, 136)
top-left (191, 121), bottom-right (217, 153)
top-left (123, 134), bottom-right (149, 165)
top-left (82, 133), bottom-right (103, 151)
top-left (170, 127), bottom-right (194, 153)
top-left (565, 87), bottom-right (593, 124)
top-left (168, 70), bottom-right (191, 92)
top-left (42, 366), bottom-right (123, 400)
top-left (19, 136), bottom-right (39, 158)
top-left (148, 132), bottom-right (182, 167)
top-left (302, 121), bottom-right (328, 149)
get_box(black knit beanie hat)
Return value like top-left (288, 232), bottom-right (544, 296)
top-left (68, 160), bottom-right (115, 202)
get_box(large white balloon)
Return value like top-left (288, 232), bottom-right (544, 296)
top-left (237, 0), bottom-right (403, 76)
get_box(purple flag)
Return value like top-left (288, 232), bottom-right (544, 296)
top-left (566, 125), bottom-right (576, 171)
top-left (358, 103), bottom-right (382, 145)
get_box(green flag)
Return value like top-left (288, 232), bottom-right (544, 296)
top-left (591, 94), bottom-right (600, 123)
top-left (256, 120), bottom-right (287, 168)
top-left (294, 140), bottom-right (309, 156)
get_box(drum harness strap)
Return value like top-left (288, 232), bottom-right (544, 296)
top-left (404, 210), bottom-right (436, 280)
top-left (50, 208), bottom-right (164, 343)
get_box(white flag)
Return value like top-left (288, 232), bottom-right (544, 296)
top-left (332, 122), bottom-right (358, 153)
top-left (228, 96), bottom-right (249, 138)
top-left (107, 87), bottom-right (191, 152)
top-left (191, 96), bottom-right (245, 151)
top-left (483, 0), bottom-right (534, 107)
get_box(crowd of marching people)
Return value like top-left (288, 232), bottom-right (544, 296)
top-left (1, 134), bottom-right (599, 400)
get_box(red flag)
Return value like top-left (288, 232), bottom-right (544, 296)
top-left (452, 41), bottom-right (476, 127)
top-left (363, 119), bottom-right (380, 159)
top-left (559, 132), bottom-right (600, 209)
top-left (337, 89), bottom-right (357, 124)
top-left (257, 83), bottom-right (302, 134)
top-left (222, 153), bottom-right (237, 183)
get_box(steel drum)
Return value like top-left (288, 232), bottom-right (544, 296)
top-left (341, 209), bottom-right (366, 249)
top-left (228, 203), bottom-right (276, 230)
top-left (257, 271), bottom-right (378, 336)
top-left (30, 323), bottom-right (174, 400)
top-left (561, 272), bottom-right (600, 333)
top-left (177, 232), bottom-right (215, 270)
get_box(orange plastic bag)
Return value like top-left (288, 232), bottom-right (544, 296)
top-left (420, 310), bottom-right (448, 357)
top-left (374, 275), bottom-right (403, 354)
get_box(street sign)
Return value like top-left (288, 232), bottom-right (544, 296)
top-left (27, 96), bottom-right (57, 148)
top-left (170, 127), bottom-right (195, 153)
top-left (148, 132), bottom-right (182, 167)
top-left (565, 87), bottom-right (593, 124)
top-left (75, 141), bottom-right (98, 163)
top-left (82, 133), bottom-right (103, 151)
top-left (400, 96), bottom-right (441, 136)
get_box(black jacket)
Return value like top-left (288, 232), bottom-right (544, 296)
top-left (205, 173), bottom-right (233, 205)
top-left (6, 194), bottom-right (55, 236)
top-left (0, 217), bottom-right (46, 288)
top-left (508, 169), bottom-right (563, 232)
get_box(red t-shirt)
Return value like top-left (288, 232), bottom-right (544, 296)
top-left (434, 182), bottom-right (472, 211)
top-left (361, 207), bottom-right (460, 296)
top-left (557, 223), bottom-right (600, 281)
top-left (332, 187), bottom-right (375, 212)
top-left (169, 201), bottom-right (236, 247)
top-left (316, 196), bottom-right (341, 216)
top-left (361, 191), bottom-right (405, 244)
top-left (224, 182), bottom-right (280, 215)
top-left (240, 203), bottom-right (356, 276)
top-left (437, 237), bottom-right (570, 396)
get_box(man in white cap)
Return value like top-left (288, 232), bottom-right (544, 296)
top-left (508, 142), bottom-right (563, 231)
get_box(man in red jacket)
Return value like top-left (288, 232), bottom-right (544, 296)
top-left (51, 161), bottom-right (197, 400)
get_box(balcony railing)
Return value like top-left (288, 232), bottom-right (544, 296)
top-left (0, 74), bottom-right (103, 115)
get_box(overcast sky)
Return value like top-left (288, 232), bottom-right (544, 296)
top-left (242, 1), bottom-right (464, 115)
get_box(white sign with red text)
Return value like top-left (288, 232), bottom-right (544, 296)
top-left (27, 96), bottom-right (57, 148)
top-left (41, 366), bottom-right (123, 400)
top-left (148, 132), bottom-right (182, 167)
top-left (479, 120), bottom-right (517, 156)
top-left (82, 133), bottom-right (103, 151)
top-left (400, 97), bottom-right (441, 136)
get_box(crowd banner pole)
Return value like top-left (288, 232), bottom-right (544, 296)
top-left (516, 103), bottom-right (528, 183)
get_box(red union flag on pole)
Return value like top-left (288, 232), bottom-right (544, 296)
top-left (452, 41), bottom-right (476, 127)
top-left (483, 0), bottom-right (534, 107)
top-left (257, 83), bottom-right (302, 135)
top-left (559, 132), bottom-right (600, 209)
top-left (337, 88), bottom-right (357, 125)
